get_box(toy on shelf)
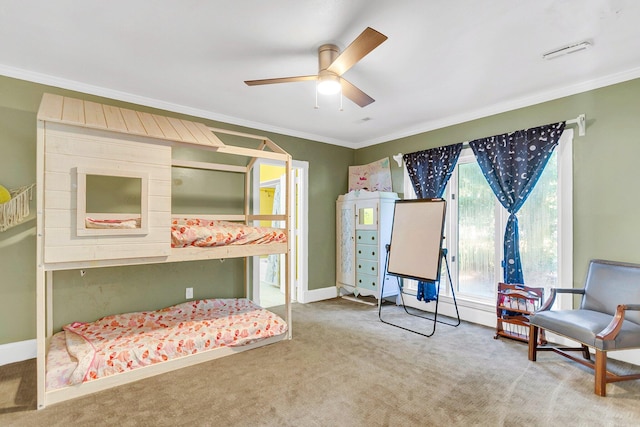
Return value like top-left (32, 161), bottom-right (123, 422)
top-left (0, 183), bottom-right (35, 232)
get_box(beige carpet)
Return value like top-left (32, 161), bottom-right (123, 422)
top-left (2, 298), bottom-right (640, 426)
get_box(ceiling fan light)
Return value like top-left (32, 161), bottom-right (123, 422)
top-left (317, 75), bottom-right (341, 95)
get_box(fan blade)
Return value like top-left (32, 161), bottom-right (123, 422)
top-left (340, 78), bottom-right (375, 107)
top-left (244, 75), bottom-right (317, 86)
top-left (327, 27), bottom-right (387, 76)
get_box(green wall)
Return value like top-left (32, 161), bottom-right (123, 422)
top-left (0, 75), bottom-right (353, 343)
top-left (3, 72), bottom-right (640, 346)
top-left (356, 77), bottom-right (640, 290)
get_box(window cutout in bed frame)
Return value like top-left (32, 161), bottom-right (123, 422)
top-left (76, 167), bottom-right (149, 236)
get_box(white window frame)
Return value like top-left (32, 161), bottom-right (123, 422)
top-left (401, 129), bottom-right (574, 326)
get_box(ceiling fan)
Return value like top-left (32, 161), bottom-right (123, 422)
top-left (244, 27), bottom-right (388, 108)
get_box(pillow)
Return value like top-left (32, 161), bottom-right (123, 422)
top-left (0, 185), bottom-right (11, 204)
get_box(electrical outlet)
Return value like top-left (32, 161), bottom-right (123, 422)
top-left (186, 287), bottom-right (193, 299)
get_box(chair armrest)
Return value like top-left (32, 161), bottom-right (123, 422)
top-left (537, 288), bottom-right (585, 311)
top-left (596, 304), bottom-right (640, 341)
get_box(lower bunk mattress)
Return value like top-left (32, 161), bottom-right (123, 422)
top-left (46, 298), bottom-right (287, 390)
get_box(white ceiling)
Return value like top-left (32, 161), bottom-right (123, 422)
top-left (1, 0), bottom-right (640, 148)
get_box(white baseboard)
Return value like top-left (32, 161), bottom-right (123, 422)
top-left (299, 286), bottom-right (337, 304)
top-left (0, 339), bottom-right (36, 366)
top-left (608, 349), bottom-right (640, 365)
top-left (399, 293), bottom-right (496, 328)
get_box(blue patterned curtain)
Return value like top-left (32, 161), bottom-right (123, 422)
top-left (468, 122), bottom-right (565, 284)
top-left (403, 143), bottom-right (463, 301)
top-left (404, 143), bottom-right (463, 199)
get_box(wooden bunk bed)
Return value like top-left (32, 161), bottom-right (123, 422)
top-left (36, 93), bottom-right (292, 409)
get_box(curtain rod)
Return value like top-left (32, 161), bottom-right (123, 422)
top-left (566, 113), bottom-right (586, 137)
top-left (391, 114), bottom-right (586, 167)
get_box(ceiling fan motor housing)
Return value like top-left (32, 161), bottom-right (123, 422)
top-left (318, 44), bottom-right (339, 71)
top-left (317, 44), bottom-right (341, 94)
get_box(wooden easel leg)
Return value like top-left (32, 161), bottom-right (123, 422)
top-left (595, 349), bottom-right (607, 397)
top-left (528, 325), bottom-right (539, 361)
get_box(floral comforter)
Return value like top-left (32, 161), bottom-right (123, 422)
top-left (171, 218), bottom-right (286, 248)
top-left (46, 299), bottom-right (287, 389)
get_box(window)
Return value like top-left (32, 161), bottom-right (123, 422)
top-left (403, 129), bottom-right (573, 316)
top-left (76, 167), bottom-right (149, 236)
top-left (449, 150), bottom-right (501, 302)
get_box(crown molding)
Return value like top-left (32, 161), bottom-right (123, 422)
top-left (0, 64), bottom-right (357, 148)
top-left (2, 63), bottom-right (639, 150)
top-left (357, 66), bottom-right (640, 148)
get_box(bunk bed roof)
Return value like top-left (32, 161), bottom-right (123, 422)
top-left (38, 93), bottom-right (228, 149)
top-left (37, 94), bottom-right (290, 161)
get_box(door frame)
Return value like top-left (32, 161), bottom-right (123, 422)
top-left (251, 159), bottom-right (309, 304)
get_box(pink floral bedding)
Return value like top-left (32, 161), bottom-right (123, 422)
top-left (46, 299), bottom-right (287, 390)
top-left (171, 218), bottom-right (286, 248)
top-left (85, 217), bottom-right (141, 229)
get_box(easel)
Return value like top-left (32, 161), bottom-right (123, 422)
top-left (376, 198), bottom-right (460, 337)
top-left (379, 247), bottom-right (460, 337)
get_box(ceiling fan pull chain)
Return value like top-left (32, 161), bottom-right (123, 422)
top-left (314, 81), bottom-right (319, 109)
top-left (339, 90), bottom-right (343, 112)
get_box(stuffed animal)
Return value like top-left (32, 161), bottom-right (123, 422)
top-left (0, 184), bottom-right (11, 204)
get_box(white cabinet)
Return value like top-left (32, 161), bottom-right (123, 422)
top-left (336, 191), bottom-right (399, 303)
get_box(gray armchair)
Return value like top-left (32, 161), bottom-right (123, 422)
top-left (528, 259), bottom-right (640, 396)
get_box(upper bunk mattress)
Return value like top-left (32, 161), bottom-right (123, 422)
top-left (46, 298), bottom-right (287, 390)
top-left (171, 218), bottom-right (286, 248)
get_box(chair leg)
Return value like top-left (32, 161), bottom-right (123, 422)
top-left (581, 344), bottom-right (591, 361)
top-left (595, 349), bottom-right (607, 397)
top-left (528, 324), bottom-right (539, 361)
